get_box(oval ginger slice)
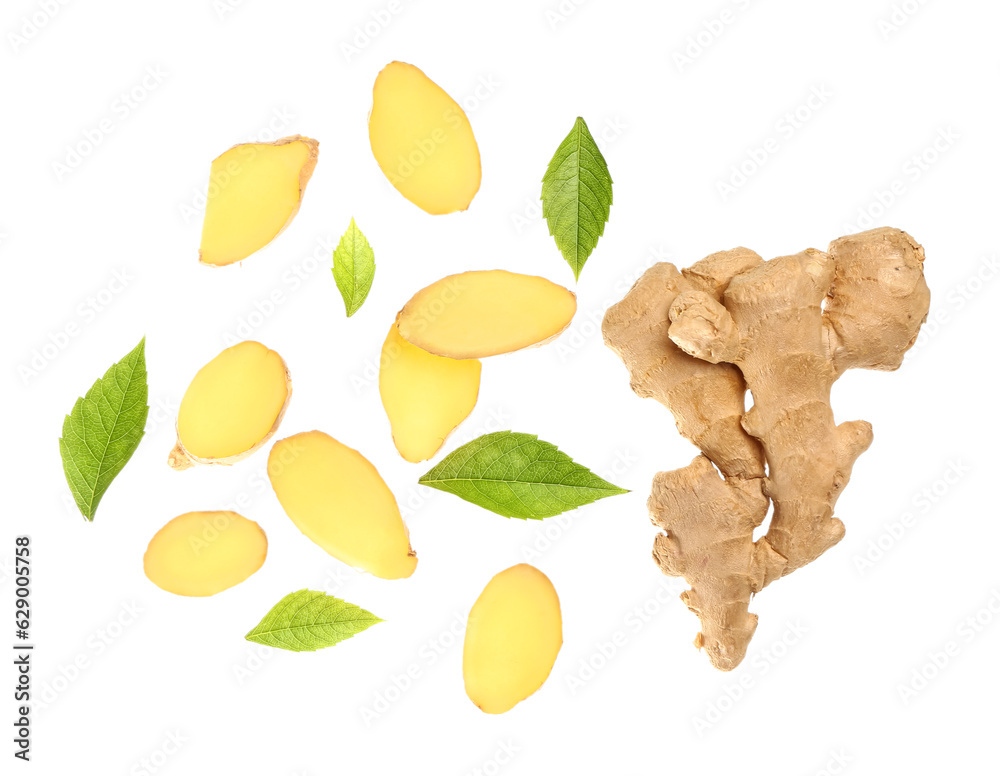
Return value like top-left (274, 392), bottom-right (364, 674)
top-left (463, 564), bottom-right (563, 714)
top-left (199, 135), bottom-right (318, 266)
top-left (379, 324), bottom-right (481, 462)
top-left (169, 341), bottom-right (290, 470)
top-left (369, 61), bottom-right (481, 215)
top-left (144, 511), bottom-right (267, 597)
top-left (396, 270), bottom-right (577, 359)
top-left (267, 431), bottom-right (417, 580)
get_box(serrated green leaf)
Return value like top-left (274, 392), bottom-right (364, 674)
top-left (541, 117), bottom-right (613, 280)
top-left (332, 218), bottom-right (376, 317)
top-left (59, 338), bottom-right (149, 522)
top-left (418, 430), bottom-right (628, 519)
top-left (245, 589), bottom-right (383, 652)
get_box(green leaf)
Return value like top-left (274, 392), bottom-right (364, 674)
top-left (59, 338), bottom-right (149, 522)
top-left (245, 590), bottom-right (383, 652)
top-left (541, 116), bottom-right (613, 280)
top-left (418, 431), bottom-right (628, 519)
top-left (332, 218), bottom-right (376, 317)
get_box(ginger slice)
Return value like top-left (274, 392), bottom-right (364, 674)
top-left (379, 324), bottom-right (481, 462)
top-left (267, 431), bottom-right (417, 580)
top-left (396, 270), bottom-right (577, 359)
top-left (369, 61), bottom-right (481, 215)
top-left (463, 564), bottom-right (562, 714)
top-left (169, 341), bottom-right (290, 470)
top-left (144, 511), bottom-right (267, 597)
top-left (199, 135), bottom-right (318, 266)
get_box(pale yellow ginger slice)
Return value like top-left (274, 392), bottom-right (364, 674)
top-left (199, 135), bottom-right (318, 266)
top-left (267, 431), bottom-right (417, 580)
top-left (463, 564), bottom-right (562, 714)
top-left (169, 341), bottom-right (290, 470)
top-left (379, 324), bottom-right (481, 462)
top-left (369, 61), bottom-right (481, 215)
top-left (144, 511), bottom-right (267, 597)
top-left (396, 270), bottom-right (577, 359)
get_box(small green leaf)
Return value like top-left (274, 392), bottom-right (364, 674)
top-left (418, 430), bottom-right (628, 519)
top-left (245, 590), bottom-right (383, 652)
top-left (332, 218), bottom-right (376, 317)
top-left (59, 338), bottom-right (149, 522)
top-left (541, 117), bottom-right (613, 280)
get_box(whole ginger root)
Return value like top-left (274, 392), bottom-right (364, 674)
top-left (604, 227), bottom-right (929, 670)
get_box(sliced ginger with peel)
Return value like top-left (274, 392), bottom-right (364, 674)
top-left (199, 135), bottom-right (318, 266)
top-left (169, 341), bottom-right (290, 470)
top-left (369, 61), bottom-right (481, 214)
top-left (464, 564), bottom-right (562, 714)
top-left (144, 511), bottom-right (267, 597)
top-left (267, 431), bottom-right (417, 579)
top-left (379, 324), bottom-right (481, 462)
top-left (396, 270), bottom-right (577, 359)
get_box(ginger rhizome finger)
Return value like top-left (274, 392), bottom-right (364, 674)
top-left (823, 227), bottom-right (931, 375)
top-left (671, 250), bottom-right (871, 571)
top-left (604, 250), bottom-right (778, 670)
top-left (602, 255), bottom-right (764, 479)
top-left (650, 456), bottom-right (784, 671)
top-left (605, 227), bottom-right (929, 670)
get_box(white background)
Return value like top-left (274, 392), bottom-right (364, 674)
top-left (3, 0), bottom-right (999, 773)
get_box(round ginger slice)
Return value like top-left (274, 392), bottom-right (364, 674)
top-left (169, 341), bottom-right (291, 470)
top-left (144, 511), bottom-right (267, 597)
top-left (396, 270), bottom-right (577, 359)
top-left (368, 61), bottom-right (481, 215)
top-left (267, 431), bottom-right (417, 580)
top-left (379, 324), bottom-right (481, 463)
top-left (463, 564), bottom-right (563, 714)
top-left (199, 135), bottom-right (319, 266)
